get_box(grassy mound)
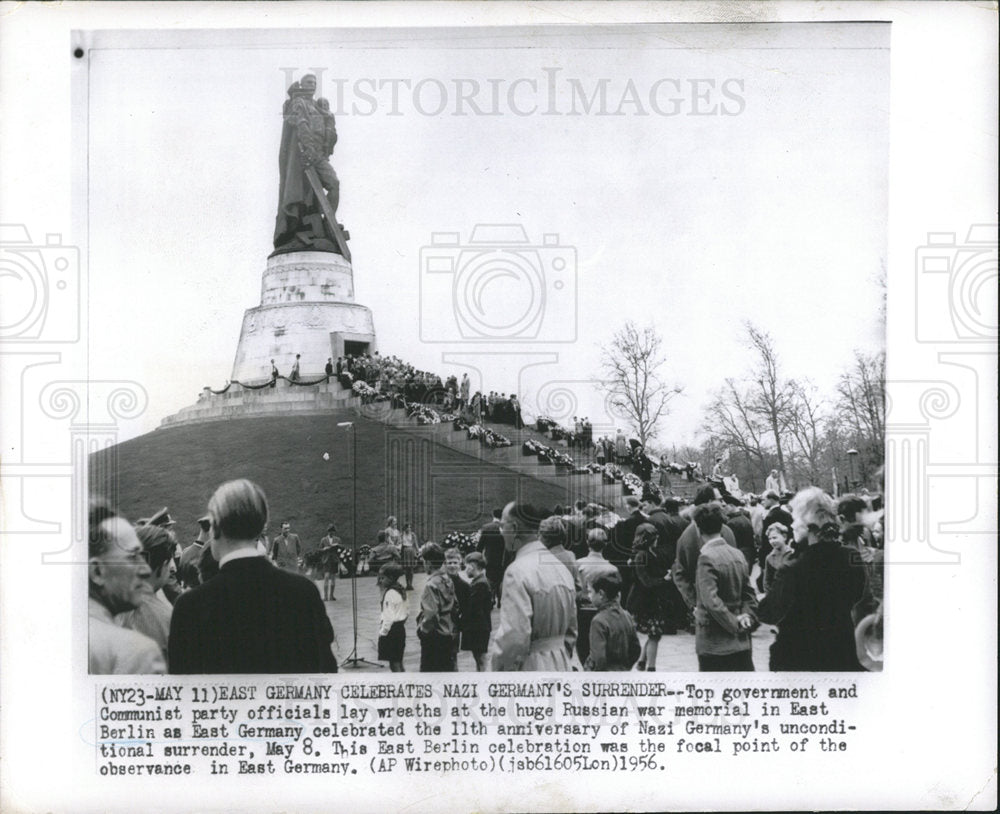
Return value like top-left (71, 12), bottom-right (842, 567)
top-left (89, 410), bottom-right (583, 551)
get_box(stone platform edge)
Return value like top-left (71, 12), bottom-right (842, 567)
top-left (159, 381), bottom-right (360, 428)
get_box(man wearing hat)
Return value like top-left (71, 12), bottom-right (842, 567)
top-left (135, 508), bottom-right (183, 604)
top-left (178, 515), bottom-right (212, 589)
top-left (136, 506), bottom-right (173, 528)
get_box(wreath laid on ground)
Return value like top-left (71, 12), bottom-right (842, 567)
top-left (441, 530), bottom-right (477, 555)
top-left (601, 464), bottom-right (624, 484)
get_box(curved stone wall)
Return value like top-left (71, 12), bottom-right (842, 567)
top-left (260, 251), bottom-right (355, 304)
top-left (230, 250), bottom-right (377, 383)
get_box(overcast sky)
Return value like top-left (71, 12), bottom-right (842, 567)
top-left (84, 24), bottom-right (888, 446)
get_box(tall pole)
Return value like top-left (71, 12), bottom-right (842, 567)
top-left (337, 420), bottom-right (381, 669)
top-left (350, 423), bottom-right (357, 649)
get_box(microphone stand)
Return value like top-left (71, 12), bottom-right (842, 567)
top-left (337, 420), bottom-right (382, 669)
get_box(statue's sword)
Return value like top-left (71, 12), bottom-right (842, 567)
top-left (303, 163), bottom-right (352, 263)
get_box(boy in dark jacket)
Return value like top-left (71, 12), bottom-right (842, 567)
top-left (461, 552), bottom-right (492, 671)
top-left (585, 572), bottom-right (641, 671)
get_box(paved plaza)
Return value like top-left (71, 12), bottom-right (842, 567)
top-left (311, 570), bottom-right (776, 674)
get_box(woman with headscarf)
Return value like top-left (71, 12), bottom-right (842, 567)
top-left (626, 522), bottom-right (672, 671)
top-left (758, 487), bottom-right (866, 671)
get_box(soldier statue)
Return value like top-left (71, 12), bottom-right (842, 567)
top-left (273, 74), bottom-right (346, 257)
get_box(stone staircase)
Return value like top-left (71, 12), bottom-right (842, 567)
top-left (159, 380), bottom-right (704, 505)
top-left (353, 398), bottom-right (704, 505)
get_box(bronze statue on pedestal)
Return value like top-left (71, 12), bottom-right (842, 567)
top-left (272, 74), bottom-right (350, 260)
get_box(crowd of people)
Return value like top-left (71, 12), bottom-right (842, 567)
top-left (89, 470), bottom-right (883, 675)
top-left (88, 483), bottom-right (337, 675)
top-left (355, 484), bottom-right (883, 673)
top-left (333, 352), bottom-right (527, 429)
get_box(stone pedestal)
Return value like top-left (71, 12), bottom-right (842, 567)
top-left (230, 251), bottom-right (377, 383)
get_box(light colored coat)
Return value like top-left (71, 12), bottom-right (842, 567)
top-left (694, 538), bottom-right (757, 656)
top-left (115, 589), bottom-right (173, 663)
top-left (89, 598), bottom-right (165, 675)
top-left (490, 540), bottom-right (577, 671)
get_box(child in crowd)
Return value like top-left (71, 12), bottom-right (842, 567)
top-left (416, 544), bottom-right (457, 672)
top-left (461, 552), bottom-right (492, 671)
top-left (319, 524), bottom-right (342, 601)
top-left (444, 547), bottom-right (469, 669)
top-left (762, 522), bottom-right (794, 594)
top-left (377, 563), bottom-right (408, 672)
top-left (585, 572), bottom-right (641, 671)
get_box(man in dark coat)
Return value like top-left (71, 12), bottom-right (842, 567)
top-left (642, 494), bottom-right (688, 631)
top-left (607, 496), bottom-right (646, 602)
top-left (726, 507), bottom-right (757, 571)
top-left (169, 480), bottom-right (337, 674)
top-left (478, 508), bottom-right (506, 607)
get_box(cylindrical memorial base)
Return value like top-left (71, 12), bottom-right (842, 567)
top-left (230, 251), bottom-right (377, 384)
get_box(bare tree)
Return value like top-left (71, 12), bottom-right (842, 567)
top-left (702, 378), bottom-right (767, 463)
top-left (786, 379), bottom-right (827, 485)
top-left (701, 323), bottom-right (806, 487)
top-left (745, 323), bottom-right (795, 477)
top-left (598, 322), bottom-right (683, 447)
top-left (836, 349), bottom-right (886, 477)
